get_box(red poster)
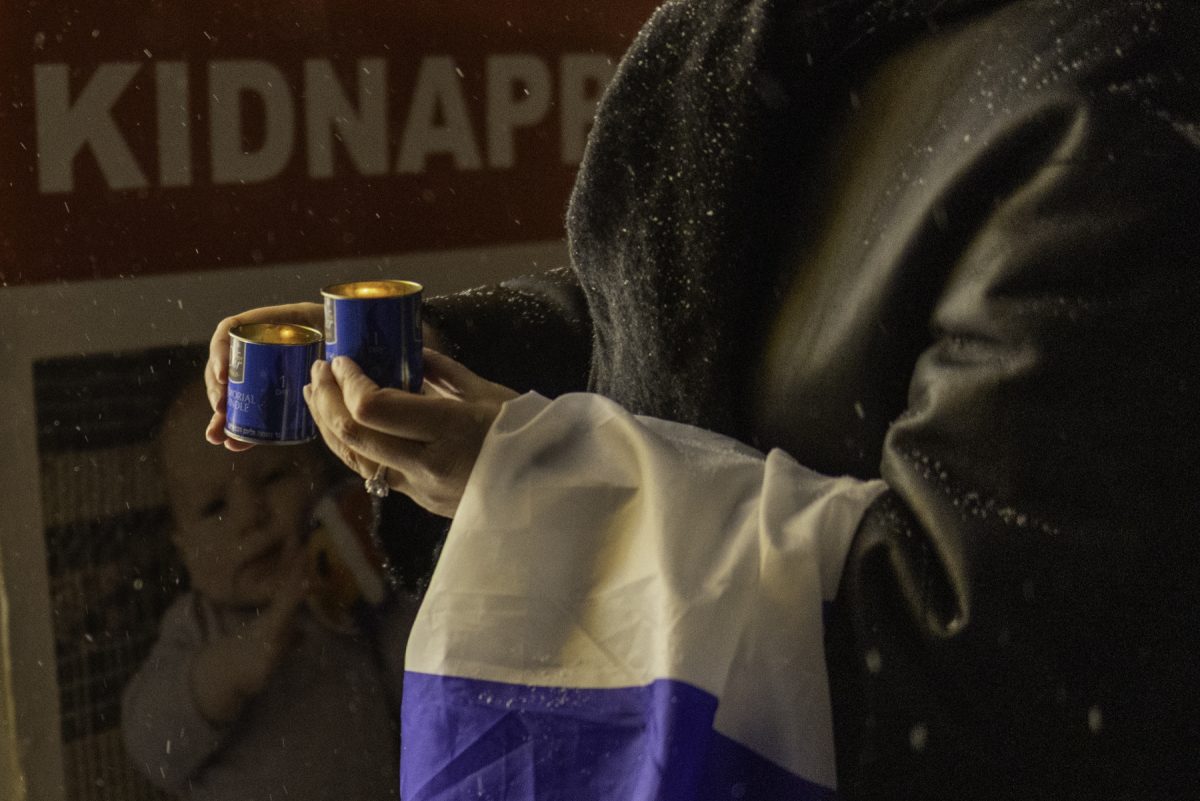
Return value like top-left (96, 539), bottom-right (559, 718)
top-left (0, 0), bottom-right (656, 285)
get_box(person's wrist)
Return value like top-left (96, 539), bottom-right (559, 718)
top-left (189, 647), bottom-right (243, 725)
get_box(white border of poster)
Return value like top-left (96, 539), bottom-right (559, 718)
top-left (0, 239), bottom-right (567, 801)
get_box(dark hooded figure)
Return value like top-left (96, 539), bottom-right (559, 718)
top-left (211, 0), bottom-right (1200, 798)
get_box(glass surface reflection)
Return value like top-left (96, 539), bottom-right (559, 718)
top-left (0, 1), bottom-right (656, 798)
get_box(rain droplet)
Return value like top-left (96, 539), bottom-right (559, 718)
top-left (909, 722), bottom-right (929, 752)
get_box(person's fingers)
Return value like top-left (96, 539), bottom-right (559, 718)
top-left (207, 303), bottom-right (323, 394)
top-left (205, 302), bottom-right (323, 449)
top-left (206, 317), bottom-right (235, 402)
top-left (203, 406), bottom-right (254, 451)
top-left (306, 361), bottom-right (390, 478)
top-left (205, 399), bottom-right (228, 445)
top-left (261, 547), bottom-right (311, 643)
top-left (307, 355), bottom-right (497, 518)
top-left (306, 379), bottom-right (370, 479)
top-left (306, 361), bottom-right (435, 488)
top-left (422, 377), bottom-right (460, 400)
top-left (328, 357), bottom-right (451, 442)
top-left (202, 397), bottom-right (256, 451)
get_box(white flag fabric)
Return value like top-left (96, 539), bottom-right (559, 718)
top-left (402, 392), bottom-right (886, 800)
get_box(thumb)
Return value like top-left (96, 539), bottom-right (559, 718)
top-left (326, 355), bottom-right (379, 394)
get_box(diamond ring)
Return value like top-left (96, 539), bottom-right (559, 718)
top-left (364, 464), bottom-right (390, 498)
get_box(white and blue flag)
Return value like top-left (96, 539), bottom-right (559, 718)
top-left (402, 392), bottom-right (885, 801)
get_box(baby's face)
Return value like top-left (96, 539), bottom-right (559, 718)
top-left (163, 413), bottom-right (324, 609)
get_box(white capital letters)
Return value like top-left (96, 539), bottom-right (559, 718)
top-left (209, 60), bottom-right (295, 185)
top-left (560, 54), bottom-right (614, 165)
top-left (486, 55), bottom-right (551, 169)
top-left (305, 58), bottom-right (388, 179)
top-left (34, 62), bottom-right (147, 193)
top-left (396, 57), bottom-right (481, 174)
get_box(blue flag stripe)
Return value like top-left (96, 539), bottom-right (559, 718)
top-left (402, 671), bottom-right (837, 801)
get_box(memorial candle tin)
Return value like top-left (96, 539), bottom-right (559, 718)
top-left (224, 322), bottom-right (323, 444)
top-left (321, 280), bottom-right (423, 391)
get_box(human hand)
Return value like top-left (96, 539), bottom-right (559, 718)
top-left (189, 549), bottom-right (310, 724)
top-left (204, 303), bottom-right (447, 451)
top-left (205, 302), bottom-right (324, 451)
top-left (304, 349), bottom-right (518, 518)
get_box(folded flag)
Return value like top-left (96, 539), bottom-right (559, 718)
top-left (402, 392), bottom-right (885, 800)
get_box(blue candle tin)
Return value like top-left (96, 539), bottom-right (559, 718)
top-left (224, 322), bottom-right (323, 444)
top-left (321, 280), bottom-right (423, 391)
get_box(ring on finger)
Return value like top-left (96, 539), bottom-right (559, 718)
top-left (364, 463), bottom-right (390, 498)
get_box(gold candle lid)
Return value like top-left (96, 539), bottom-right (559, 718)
top-left (229, 322), bottom-right (324, 345)
top-left (321, 280), bottom-right (423, 299)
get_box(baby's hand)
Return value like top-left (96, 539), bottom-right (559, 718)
top-left (189, 551), bottom-right (311, 725)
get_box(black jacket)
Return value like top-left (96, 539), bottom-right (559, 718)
top-left (426, 0), bottom-right (1200, 797)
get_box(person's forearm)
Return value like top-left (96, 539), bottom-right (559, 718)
top-left (189, 640), bottom-right (253, 725)
top-left (122, 650), bottom-right (228, 792)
